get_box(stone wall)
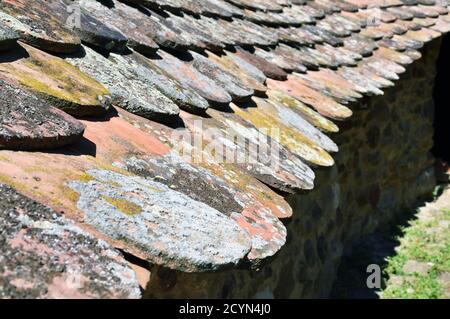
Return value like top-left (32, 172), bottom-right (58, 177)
top-left (143, 39), bottom-right (441, 299)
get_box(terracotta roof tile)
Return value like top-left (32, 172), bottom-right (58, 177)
top-left (267, 78), bottom-right (353, 120)
top-left (205, 50), bottom-right (268, 96)
top-left (1, 0), bottom-right (449, 287)
top-left (189, 50), bottom-right (255, 101)
top-left (78, 0), bottom-right (160, 54)
top-left (150, 49), bottom-right (233, 106)
top-left (224, 0), bottom-right (284, 12)
top-left (266, 89), bottom-right (339, 133)
top-left (292, 72), bottom-right (362, 105)
top-left (234, 48), bottom-right (288, 80)
top-left (0, 183), bottom-right (141, 298)
top-left (0, 1), bottom-right (81, 53)
top-left (0, 79), bottom-right (85, 150)
top-left (77, 112), bottom-right (288, 264)
top-left (0, 42), bottom-right (111, 117)
top-left (120, 108), bottom-right (293, 219)
top-left (204, 107), bottom-right (316, 191)
top-left (111, 50), bottom-right (209, 112)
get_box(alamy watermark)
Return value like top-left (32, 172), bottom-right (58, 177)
top-left (170, 120), bottom-right (282, 170)
top-left (66, 2), bottom-right (81, 29)
top-left (367, 264), bottom-right (382, 289)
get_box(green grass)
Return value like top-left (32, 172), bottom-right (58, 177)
top-left (381, 207), bottom-right (450, 299)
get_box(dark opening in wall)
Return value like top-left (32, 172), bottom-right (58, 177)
top-left (433, 34), bottom-right (450, 162)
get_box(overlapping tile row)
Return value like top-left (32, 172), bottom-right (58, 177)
top-left (0, 0), bottom-right (450, 286)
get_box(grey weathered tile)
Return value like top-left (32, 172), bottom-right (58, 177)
top-left (0, 183), bottom-right (141, 298)
top-left (0, 1), bottom-right (81, 53)
top-left (68, 168), bottom-right (252, 272)
top-left (0, 79), bottom-right (85, 150)
top-left (112, 50), bottom-right (210, 113)
top-left (63, 45), bottom-right (181, 121)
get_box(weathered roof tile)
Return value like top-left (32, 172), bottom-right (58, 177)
top-left (113, 50), bottom-right (210, 113)
top-left (0, 147), bottom-right (253, 272)
top-left (0, 19), bottom-right (18, 51)
top-left (225, 0), bottom-right (284, 12)
top-left (0, 79), bottom-right (85, 150)
top-left (166, 12), bottom-right (226, 51)
top-left (266, 89), bottom-right (339, 133)
top-left (0, 183), bottom-right (141, 299)
top-left (150, 49), bottom-right (232, 107)
top-left (78, 113), bottom-right (287, 264)
top-left (254, 47), bottom-right (308, 73)
top-left (206, 50), bottom-right (268, 96)
top-left (343, 33), bottom-right (379, 57)
top-left (234, 48), bottom-right (288, 80)
top-left (183, 15), bottom-right (237, 47)
top-left (267, 78), bottom-right (353, 120)
top-left (0, 42), bottom-right (110, 117)
top-left (78, 0), bottom-right (158, 54)
top-left (374, 46), bottom-right (414, 65)
top-left (0, 0), bottom-right (81, 53)
top-left (292, 72), bottom-right (362, 105)
top-left (202, 108), bottom-right (316, 192)
top-left (68, 167), bottom-right (252, 272)
top-left (431, 18), bottom-right (450, 33)
top-left (117, 108), bottom-right (293, 220)
top-left (233, 97), bottom-right (338, 158)
top-left (0, 0), bottom-right (449, 282)
top-left (63, 45), bottom-right (181, 121)
top-left (189, 50), bottom-right (254, 102)
top-left (302, 25), bottom-right (345, 46)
